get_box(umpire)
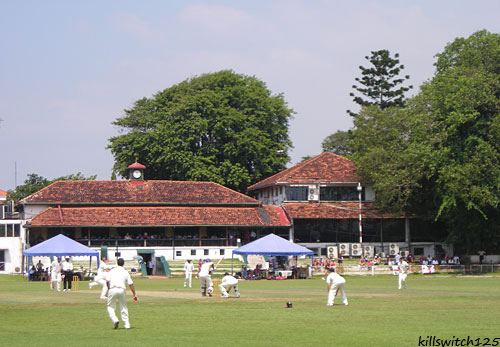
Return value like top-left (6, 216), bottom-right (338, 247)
top-left (61, 257), bottom-right (74, 292)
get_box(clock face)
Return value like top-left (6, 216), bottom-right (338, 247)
top-left (132, 170), bottom-right (142, 179)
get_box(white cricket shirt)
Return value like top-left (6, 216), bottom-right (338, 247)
top-left (198, 262), bottom-right (214, 277)
top-left (106, 266), bottom-right (133, 289)
top-left (326, 272), bottom-right (346, 286)
top-left (221, 275), bottom-right (238, 286)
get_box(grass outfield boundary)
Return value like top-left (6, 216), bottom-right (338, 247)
top-left (1, 274), bottom-right (499, 346)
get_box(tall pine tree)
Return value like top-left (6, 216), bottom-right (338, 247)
top-left (347, 49), bottom-right (412, 117)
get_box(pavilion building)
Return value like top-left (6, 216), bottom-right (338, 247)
top-left (247, 152), bottom-right (450, 259)
top-left (20, 163), bottom-right (290, 267)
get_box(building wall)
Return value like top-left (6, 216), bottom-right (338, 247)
top-left (105, 246), bottom-right (238, 261)
top-left (0, 219), bottom-right (27, 273)
top-left (24, 205), bottom-right (50, 220)
top-left (253, 184), bottom-right (372, 204)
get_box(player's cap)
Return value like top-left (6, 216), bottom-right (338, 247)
top-left (205, 259), bottom-right (211, 263)
top-left (328, 267), bottom-right (336, 272)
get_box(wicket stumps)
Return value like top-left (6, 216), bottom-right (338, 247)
top-left (212, 278), bottom-right (220, 294)
top-left (72, 275), bottom-right (80, 291)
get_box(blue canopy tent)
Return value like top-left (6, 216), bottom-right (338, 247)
top-left (23, 234), bottom-right (100, 280)
top-left (233, 233), bottom-right (314, 256)
top-left (231, 233), bottom-right (314, 276)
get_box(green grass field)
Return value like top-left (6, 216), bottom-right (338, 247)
top-left (1, 274), bottom-right (499, 347)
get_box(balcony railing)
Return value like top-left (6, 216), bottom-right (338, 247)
top-left (74, 238), bottom-right (234, 248)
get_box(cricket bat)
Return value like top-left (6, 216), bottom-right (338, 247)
top-left (215, 257), bottom-right (224, 268)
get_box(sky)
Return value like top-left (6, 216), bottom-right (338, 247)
top-left (0, 0), bottom-right (498, 190)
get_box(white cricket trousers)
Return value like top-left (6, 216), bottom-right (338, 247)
top-left (51, 273), bottom-right (61, 291)
top-left (398, 273), bottom-right (407, 289)
top-left (90, 274), bottom-right (108, 299)
top-left (219, 283), bottom-right (240, 298)
top-left (199, 275), bottom-right (212, 295)
top-left (107, 288), bottom-right (130, 328)
top-left (184, 272), bottom-right (192, 287)
top-left (327, 283), bottom-right (348, 306)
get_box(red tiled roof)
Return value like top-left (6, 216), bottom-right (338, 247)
top-left (283, 202), bottom-right (400, 219)
top-left (21, 180), bottom-right (258, 206)
top-left (28, 205), bottom-right (290, 227)
top-left (128, 162), bottom-right (146, 169)
top-left (248, 152), bottom-right (360, 191)
top-left (0, 189), bottom-right (6, 198)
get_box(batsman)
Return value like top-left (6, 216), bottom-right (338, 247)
top-left (198, 259), bottom-right (215, 296)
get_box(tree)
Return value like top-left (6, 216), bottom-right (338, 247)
top-left (7, 172), bottom-right (96, 202)
top-left (108, 70), bottom-right (294, 192)
top-left (321, 130), bottom-right (352, 155)
top-left (351, 30), bottom-right (499, 253)
top-left (347, 49), bottom-right (412, 117)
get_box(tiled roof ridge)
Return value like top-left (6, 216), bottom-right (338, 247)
top-left (20, 180), bottom-right (60, 204)
top-left (247, 154), bottom-right (322, 191)
top-left (21, 179), bottom-right (259, 205)
top-left (248, 152), bottom-right (348, 190)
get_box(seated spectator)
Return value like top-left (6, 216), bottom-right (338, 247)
top-left (29, 266), bottom-right (37, 280)
top-left (36, 260), bottom-right (44, 273)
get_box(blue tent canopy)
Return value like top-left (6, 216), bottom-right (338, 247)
top-left (24, 234), bottom-right (99, 260)
top-left (232, 233), bottom-right (314, 256)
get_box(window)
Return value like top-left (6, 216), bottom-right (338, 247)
top-left (320, 186), bottom-right (364, 201)
top-left (220, 249), bottom-right (225, 256)
top-left (14, 224), bottom-right (20, 237)
top-left (285, 186), bottom-right (308, 201)
top-left (176, 250), bottom-right (182, 257)
top-left (0, 224), bottom-right (20, 237)
top-left (191, 249), bottom-right (196, 256)
top-left (204, 249), bottom-right (209, 256)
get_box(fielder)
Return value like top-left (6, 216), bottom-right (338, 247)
top-left (398, 258), bottom-right (410, 289)
top-left (219, 272), bottom-right (240, 298)
top-left (105, 258), bottom-right (137, 330)
top-left (49, 257), bottom-right (62, 292)
top-left (326, 267), bottom-right (348, 307)
top-left (198, 259), bottom-right (215, 296)
top-left (89, 258), bottom-right (113, 299)
top-left (183, 259), bottom-right (194, 288)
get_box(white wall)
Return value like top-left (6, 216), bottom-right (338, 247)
top-left (106, 246), bottom-right (238, 262)
top-left (0, 220), bottom-right (27, 273)
top-left (0, 237), bottom-right (23, 273)
top-left (23, 205), bottom-right (50, 220)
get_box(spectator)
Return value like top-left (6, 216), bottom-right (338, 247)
top-left (147, 259), bottom-right (154, 276)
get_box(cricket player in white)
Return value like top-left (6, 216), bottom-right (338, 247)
top-left (219, 272), bottom-right (240, 298)
top-left (89, 258), bottom-right (113, 299)
top-left (326, 267), bottom-right (348, 306)
top-left (184, 260), bottom-right (194, 288)
top-left (398, 259), bottom-right (409, 289)
top-left (198, 260), bottom-right (215, 296)
top-left (50, 257), bottom-right (62, 292)
top-left (105, 258), bottom-right (137, 329)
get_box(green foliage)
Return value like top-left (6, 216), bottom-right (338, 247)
top-left (7, 174), bottom-right (50, 203)
top-left (321, 130), bottom-right (352, 155)
top-left (351, 30), bottom-right (499, 252)
top-left (7, 172), bottom-right (96, 202)
top-left (108, 70), bottom-right (293, 192)
top-left (348, 49), bottom-right (412, 117)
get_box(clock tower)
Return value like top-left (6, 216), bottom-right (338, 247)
top-left (128, 161), bottom-right (146, 180)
